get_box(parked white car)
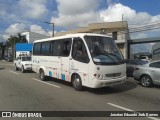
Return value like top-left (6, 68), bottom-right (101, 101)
top-left (14, 56), bottom-right (32, 73)
top-left (133, 60), bottom-right (160, 87)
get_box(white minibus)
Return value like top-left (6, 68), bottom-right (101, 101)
top-left (32, 33), bottom-right (126, 90)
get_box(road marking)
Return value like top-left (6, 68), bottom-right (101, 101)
top-left (32, 78), bottom-right (61, 88)
top-left (108, 103), bottom-right (160, 120)
top-left (108, 103), bottom-right (133, 111)
top-left (9, 70), bottom-right (20, 74)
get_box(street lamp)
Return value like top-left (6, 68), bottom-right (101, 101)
top-left (45, 22), bottom-right (54, 37)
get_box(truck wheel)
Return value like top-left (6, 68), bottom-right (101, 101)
top-left (72, 74), bottom-right (83, 91)
top-left (21, 65), bottom-right (25, 73)
top-left (39, 69), bottom-right (47, 81)
top-left (15, 64), bottom-right (18, 71)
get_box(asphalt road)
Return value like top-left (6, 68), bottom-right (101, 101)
top-left (0, 61), bottom-right (160, 120)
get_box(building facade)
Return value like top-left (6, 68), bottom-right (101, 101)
top-left (152, 42), bottom-right (160, 61)
top-left (55, 21), bottom-right (130, 58)
top-left (21, 31), bottom-right (50, 43)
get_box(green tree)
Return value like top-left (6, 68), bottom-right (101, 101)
top-left (6, 33), bottom-right (28, 58)
top-left (7, 33), bottom-right (27, 46)
top-left (17, 33), bottom-right (28, 43)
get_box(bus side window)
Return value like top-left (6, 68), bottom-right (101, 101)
top-left (61, 39), bottom-right (72, 57)
top-left (41, 42), bottom-right (51, 56)
top-left (72, 38), bottom-right (89, 63)
top-left (51, 40), bottom-right (61, 56)
top-left (33, 43), bottom-right (41, 55)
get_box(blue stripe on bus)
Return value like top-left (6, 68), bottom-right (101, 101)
top-left (61, 74), bottom-right (65, 81)
top-left (49, 71), bottom-right (52, 77)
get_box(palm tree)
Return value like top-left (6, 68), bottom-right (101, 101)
top-left (17, 33), bottom-right (28, 43)
top-left (7, 33), bottom-right (28, 58)
top-left (7, 33), bottom-right (28, 46)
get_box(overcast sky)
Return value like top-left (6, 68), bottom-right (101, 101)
top-left (0, 0), bottom-right (160, 43)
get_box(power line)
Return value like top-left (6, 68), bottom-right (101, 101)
top-left (129, 21), bottom-right (160, 27)
top-left (129, 22), bottom-right (160, 31)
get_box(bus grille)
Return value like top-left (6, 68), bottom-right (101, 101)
top-left (105, 73), bottom-right (121, 77)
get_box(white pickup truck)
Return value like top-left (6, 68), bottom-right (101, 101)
top-left (14, 56), bottom-right (32, 73)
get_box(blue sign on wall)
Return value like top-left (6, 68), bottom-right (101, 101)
top-left (16, 43), bottom-right (33, 51)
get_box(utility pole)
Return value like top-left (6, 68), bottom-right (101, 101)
top-left (13, 36), bottom-right (16, 59)
top-left (45, 22), bottom-right (54, 37)
top-left (122, 14), bottom-right (128, 59)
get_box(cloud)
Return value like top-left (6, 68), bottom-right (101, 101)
top-left (51, 1), bottom-right (160, 37)
top-left (51, 0), bottom-right (100, 29)
top-left (99, 3), bottom-right (159, 25)
top-left (56, 0), bottom-right (99, 15)
top-left (106, 0), bottom-right (113, 6)
top-left (3, 23), bottom-right (26, 40)
top-left (18, 0), bottom-right (48, 19)
top-left (131, 43), bottom-right (152, 53)
top-left (2, 24), bottom-right (51, 40)
top-left (51, 11), bottom-right (101, 29)
top-left (0, 2), bottom-right (21, 24)
top-left (131, 33), bottom-right (148, 39)
top-left (151, 14), bottom-right (160, 22)
top-left (50, 1), bottom-right (160, 53)
top-left (0, 35), bottom-right (5, 42)
top-left (30, 24), bottom-right (50, 36)
top-left (99, 3), bottom-right (160, 38)
top-left (2, 1), bottom-right (160, 42)
top-left (100, 3), bottom-right (136, 22)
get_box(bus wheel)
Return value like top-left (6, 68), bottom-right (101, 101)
top-left (72, 74), bottom-right (83, 91)
top-left (39, 69), bottom-right (46, 81)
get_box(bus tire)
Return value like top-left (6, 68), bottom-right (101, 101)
top-left (39, 69), bottom-right (46, 81)
top-left (72, 74), bottom-right (83, 91)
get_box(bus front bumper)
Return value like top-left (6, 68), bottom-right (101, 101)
top-left (91, 76), bottom-right (126, 88)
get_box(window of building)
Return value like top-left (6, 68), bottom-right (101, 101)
top-left (112, 31), bottom-right (117, 40)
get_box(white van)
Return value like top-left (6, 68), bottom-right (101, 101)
top-left (32, 33), bottom-right (126, 90)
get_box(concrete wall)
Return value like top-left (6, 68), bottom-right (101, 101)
top-left (21, 32), bottom-right (49, 43)
top-left (29, 32), bottom-right (49, 43)
top-left (117, 43), bottom-right (125, 57)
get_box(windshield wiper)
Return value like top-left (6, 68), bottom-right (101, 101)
top-left (105, 52), bottom-right (123, 62)
top-left (99, 53), bottom-right (116, 62)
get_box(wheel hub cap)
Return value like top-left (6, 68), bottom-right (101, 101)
top-left (142, 77), bottom-right (149, 86)
top-left (74, 78), bottom-right (80, 88)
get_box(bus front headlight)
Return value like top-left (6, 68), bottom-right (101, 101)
top-left (94, 74), bottom-right (104, 80)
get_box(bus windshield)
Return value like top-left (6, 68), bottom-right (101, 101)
top-left (84, 36), bottom-right (124, 65)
